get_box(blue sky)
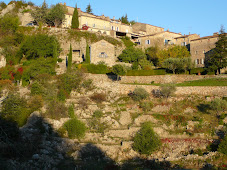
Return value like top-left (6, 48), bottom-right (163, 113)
top-left (3, 0), bottom-right (227, 37)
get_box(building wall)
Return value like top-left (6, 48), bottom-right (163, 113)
top-left (90, 40), bottom-right (116, 66)
top-left (138, 31), bottom-right (181, 49)
top-left (190, 37), bottom-right (218, 67)
top-left (132, 23), bottom-right (164, 35)
top-left (175, 34), bottom-right (200, 46)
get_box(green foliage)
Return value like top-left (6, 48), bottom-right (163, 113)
top-left (133, 122), bottom-right (161, 155)
top-left (119, 14), bottom-right (135, 25)
top-left (19, 34), bottom-right (61, 60)
top-left (93, 110), bottom-right (103, 118)
top-left (45, 100), bottom-right (67, 119)
top-left (81, 79), bottom-right (94, 91)
top-left (67, 44), bottom-right (72, 70)
top-left (218, 135), bottom-right (227, 155)
top-left (130, 87), bottom-right (149, 101)
top-left (31, 0), bottom-right (48, 25)
top-left (68, 104), bottom-right (75, 118)
top-left (206, 26), bottom-right (227, 74)
top-left (57, 88), bottom-right (66, 101)
top-left (71, 5), bottom-right (79, 29)
top-left (0, 1), bottom-right (7, 10)
top-left (64, 118), bottom-right (86, 139)
top-left (126, 69), bottom-right (166, 76)
top-left (210, 98), bottom-right (227, 116)
top-left (112, 64), bottom-right (126, 80)
top-left (139, 101), bottom-right (153, 112)
top-left (46, 3), bottom-right (67, 27)
top-left (177, 78), bottom-right (227, 86)
top-left (163, 58), bottom-right (181, 74)
top-left (121, 36), bottom-right (134, 48)
top-left (86, 3), bottom-right (92, 14)
top-left (82, 62), bottom-right (109, 74)
top-left (88, 118), bottom-right (108, 134)
top-left (157, 45), bottom-right (190, 65)
top-left (146, 46), bottom-right (159, 66)
top-left (68, 29), bottom-right (123, 46)
top-left (0, 14), bottom-right (20, 34)
top-left (1, 93), bottom-right (31, 127)
top-left (138, 58), bottom-right (153, 70)
top-left (118, 47), bottom-right (146, 63)
top-left (85, 44), bottom-right (90, 63)
top-left (160, 84), bottom-right (176, 98)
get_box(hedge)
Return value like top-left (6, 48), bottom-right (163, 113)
top-left (126, 69), bottom-right (165, 76)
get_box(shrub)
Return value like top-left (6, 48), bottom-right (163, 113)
top-left (90, 92), bottom-right (107, 103)
top-left (93, 110), bottom-right (103, 118)
top-left (133, 122), bottom-right (161, 155)
top-left (45, 100), bottom-right (67, 120)
top-left (160, 84), bottom-right (176, 98)
top-left (78, 97), bottom-right (88, 110)
top-left (81, 79), bottom-right (94, 91)
top-left (64, 118), bottom-right (86, 139)
top-left (130, 87), bottom-right (149, 101)
top-left (210, 98), bottom-right (227, 116)
top-left (218, 135), bottom-right (227, 155)
top-left (112, 64), bottom-right (126, 80)
top-left (68, 104), bottom-right (75, 118)
top-left (28, 95), bottom-right (43, 112)
top-left (82, 62), bottom-right (109, 74)
top-left (139, 101), bottom-right (153, 112)
top-left (126, 69), bottom-right (165, 76)
top-left (1, 93), bottom-right (30, 127)
top-left (57, 88), bottom-right (67, 102)
top-left (88, 118), bottom-right (108, 134)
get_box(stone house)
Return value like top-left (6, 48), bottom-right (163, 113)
top-left (174, 34), bottom-right (200, 50)
top-left (137, 31), bottom-right (182, 49)
top-left (90, 40), bottom-right (117, 66)
top-left (190, 33), bottom-right (220, 68)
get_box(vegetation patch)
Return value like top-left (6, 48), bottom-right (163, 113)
top-left (177, 78), bottom-right (227, 86)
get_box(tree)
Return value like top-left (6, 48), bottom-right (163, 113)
top-left (0, 13), bottom-right (20, 34)
top-left (19, 34), bottom-right (61, 60)
top-left (180, 57), bottom-right (194, 73)
top-left (207, 26), bottom-right (227, 74)
top-left (46, 3), bottom-right (67, 27)
top-left (85, 44), bottom-right (90, 63)
top-left (130, 87), bottom-right (149, 101)
top-left (67, 44), bottom-right (72, 70)
top-left (146, 46), bottom-right (159, 66)
top-left (31, 0), bottom-right (49, 25)
top-left (71, 5), bottom-right (79, 29)
top-left (86, 3), bottom-right (92, 14)
top-left (118, 47), bottom-right (146, 63)
top-left (160, 84), bottom-right (176, 98)
top-left (133, 122), bottom-right (161, 155)
top-left (0, 1), bottom-right (7, 10)
top-left (163, 58), bottom-right (181, 74)
top-left (120, 14), bottom-right (129, 25)
top-left (112, 64), bottom-right (126, 80)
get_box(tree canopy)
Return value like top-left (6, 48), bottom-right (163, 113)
top-left (71, 5), bottom-right (79, 29)
top-left (86, 3), bottom-right (92, 14)
top-left (118, 47), bottom-right (146, 63)
top-left (206, 26), bottom-right (227, 74)
top-left (31, 0), bottom-right (48, 25)
top-left (46, 3), bottom-right (67, 27)
top-left (119, 14), bottom-right (135, 25)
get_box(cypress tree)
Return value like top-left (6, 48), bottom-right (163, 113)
top-left (68, 44), bottom-right (72, 70)
top-left (53, 40), bottom-right (58, 65)
top-left (86, 44), bottom-right (90, 63)
top-left (71, 5), bottom-right (79, 29)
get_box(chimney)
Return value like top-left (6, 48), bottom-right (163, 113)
top-left (213, 32), bottom-right (219, 36)
top-left (189, 32), bottom-right (190, 35)
top-left (113, 16), bottom-right (115, 20)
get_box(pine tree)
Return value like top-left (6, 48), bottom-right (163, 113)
top-left (68, 44), bottom-right (72, 70)
top-left (86, 3), bottom-right (92, 14)
top-left (71, 5), bottom-right (79, 29)
top-left (85, 44), bottom-right (90, 63)
top-left (207, 26), bottom-right (227, 74)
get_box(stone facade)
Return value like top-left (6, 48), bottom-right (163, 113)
top-left (132, 22), bottom-right (164, 36)
top-left (174, 34), bottom-right (200, 47)
top-left (190, 33), bottom-right (219, 67)
top-left (90, 40), bottom-right (116, 66)
top-left (137, 31), bottom-right (182, 49)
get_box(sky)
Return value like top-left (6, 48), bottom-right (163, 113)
top-left (3, 0), bottom-right (227, 37)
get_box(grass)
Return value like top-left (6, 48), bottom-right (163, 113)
top-left (176, 78), bottom-right (227, 86)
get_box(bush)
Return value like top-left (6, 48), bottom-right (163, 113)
top-left (90, 92), bottom-right (107, 103)
top-left (1, 93), bottom-right (31, 127)
top-left (218, 135), bottom-right (227, 155)
top-left (133, 122), bottom-right (161, 155)
top-left (78, 97), bottom-right (88, 110)
top-left (28, 95), bottom-right (43, 112)
top-left (82, 62), bottom-right (109, 74)
top-left (64, 118), bottom-right (86, 139)
top-left (88, 118), bottom-right (108, 134)
top-left (139, 101), bottom-right (153, 112)
top-left (68, 104), bottom-right (75, 118)
top-left (130, 87), bottom-right (149, 101)
top-left (210, 98), bottom-right (227, 116)
top-left (160, 84), bottom-right (176, 98)
top-left (126, 69), bottom-right (165, 76)
top-left (81, 79), bottom-right (94, 91)
top-left (112, 64), bottom-right (126, 80)
top-left (45, 100), bottom-right (67, 120)
top-left (93, 110), bottom-right (103, 118)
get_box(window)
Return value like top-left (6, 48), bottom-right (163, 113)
top-left (99, 52), bottom-right (108, 58)
top-left (93, 24), bottom-right (95, 27)
top-left (164, 39), bottom-right (169, 45)
top-left (111, 26), bottom-right (114, 30)
top-left (126, 29), bottom-right (128, 33)
top-left (181, 42), bottom-right (187, 46)
top-left (146, 40), bottom-right (150, 44)
top-left (197, 59), bottom-right (200, 64)
top-left (116, 27), bottom-right (119, 31)
top-left (201, 58), bottom-right (204, 64)
top-left (195, 59), bottom-right (198, 65)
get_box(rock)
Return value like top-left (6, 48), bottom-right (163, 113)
top-left (184, 107), bottom-right (195, 114)
top-left (134, 115), bottom-right (158, 126)
top-left (119, 111), bottom-right (132, 126)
